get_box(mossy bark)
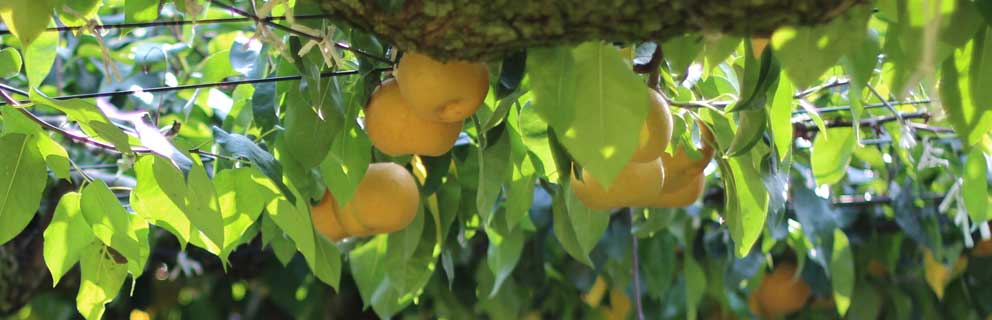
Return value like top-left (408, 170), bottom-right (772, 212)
top-left (318, 0), bottom-right (862, 61)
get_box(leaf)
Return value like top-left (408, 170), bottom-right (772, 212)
top-left (280, 82), bottom-right (340, 168)
top-left (639, 232), bottom-right (676, 299)
top-left (185, 162), bottom-right (225, 252)
top-left (963, 148), bottom-right (989, 222)
top-left (495, 51), bottom-right (527, 99)
top-left (726, 108), bottom-right (767, 156)
top-left (768, 72), bottom-right (795, 160)
top-left (79, 180), bottom-right (144, 274)
top-left (124, 0), bottom-right (159, 22)
top-left (830, 229), bottom-right (854, 316)
top-left (43, 192), bottom-right (96, 285)
top-left (212, 126), bottom-right (295, 204)
top-left (486, 212), bottom-right (525, 297)
top-left (505, 113), bottom-right (537, 230)
top-left (384, 205), bottom-right (426, 293)
top-left (477, 124), bottom-right (511, 224)
top-left (661, 34), bottom-right (703, 75)
top-left (319, 119), bottom-right (371, 207)
top-left (55, 0), bottom-right (100, 26)
top-left (0, 0), bottom-right (55, 46)
top-left (771, 4), bottom-right (870, 88)
top-left (527, 46), bottom-right (577, 144)
top-left (23, 29), bottom-right (58, 91)
top-left (130, 155), bottom-right (193, 246)
top-left (0, 47), bottom-right (22, 78)
top-left (215, 167), bottom-right (271, 259)
top-left (32, 92), bottom-right (134, 154)
top-left (230, 37), bottom-right (262, 76)
top-left (76, 243), bottom-right (129, 320)
top-left (1, 108), bottom-right (71, 180)
top-left (841, 29), bottom-right (880, 139)
top-left (726, 41), bottom-right (780, 112)
top-left (552, 185), bottom-right (609, 267)
top-left (703, 35), bottom-right (741, 70)
top-left (132, 118), bottom-right (193, 173)
top-left (791, 182), bottom-right (839, 268)
top-left (812, 127), bottom-right (856, 185)
top-left (565, 43), bottom-right (653, 186)
top-left (684, 252), bottom-right (706, 320)
top-left (349, 235), bottom-right (388, 307)
top-left (312, 235), bottom-right (342, 289)
top-left (0, 133), bottom-right (47, 245)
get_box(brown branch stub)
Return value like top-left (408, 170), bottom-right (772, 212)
top-left (318, 0), bottom-right (862, 61)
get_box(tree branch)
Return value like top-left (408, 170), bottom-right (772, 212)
top-left (628, 209), bottom-right (645, 320)
top-left (0, 15), bottom-right (328, 35)
top-left (797, 111), bottom-right (930, 132)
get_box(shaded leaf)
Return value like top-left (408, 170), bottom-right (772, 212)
top-left (76, 243), bottom-right (128, 320)
top-left (771, 5), bottom-right (870, 88)
top-left (212, 126), bottom-right (295, 204)
top-left (830, 229), bottom-right (854, 316)
top-left (0, 47), bottom-right (22, 78)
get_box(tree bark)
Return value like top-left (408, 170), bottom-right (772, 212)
top-left (317, 0), bottom-right (862, 61)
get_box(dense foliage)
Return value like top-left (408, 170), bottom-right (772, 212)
top-left (0, 0), bottom-right (991, 319)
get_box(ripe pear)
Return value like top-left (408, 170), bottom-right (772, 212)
top-left (571, 158), bottom-right (665, 210)
top-left (630, 90), bottom-right (674, 162)
top-left (395, 52), bottom-right (489, 123)
top-left (365, 79), bottom-right (463, 156)
top-left (335, 163), bottom-right (420, 237)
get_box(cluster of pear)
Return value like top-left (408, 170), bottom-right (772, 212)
top-left (365, 52), bottom-right (490, 156)
top-left (571, 90), bottom-right (715, 210)
top-left (310, 53), bottom-right (489, 242)
top-left (310, 163), bottom-right (420, 241)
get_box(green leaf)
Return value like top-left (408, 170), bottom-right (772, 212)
top-left (486, 211), bottom-right (525, 297)
top-left (0, 133), bottom-right (46, 245)
top-left (349, 235), bottom-right (388, 307)
top-left (185, 162), bottom-right (225, 250)
top-left (76, 243), bottom-right (128, 320)
top-left (477, 124), bottom-right (511, 224)
top-left (505, 112), bottom-right (537, 230)
top-left (562, 42), bottom-right (651, 187)
top-left (23, 29), bottom-right (58, 90)
top-left (262, 214), bottom-right (297, 266)
top-left (841, 29), bottom-right (880, 139)
top-left (812, 127), bottom-right (856, 185)
top-left (384, 205), bottom-right (426, 293)
top-left (0, 0), bottom-right (55, 46)
top-left (846, 281), bottom-right (882, 319)
top-left (319, 119), bottom-right (371, 207)
top-left (281, 88), bottom-right (339, 169)
top-left (79, 180), bottom-right (144, 274)
top-left (661, 34), bottom-right (703, 75)
top-left (130, 155), bottom-right (193, 246)
top-left (215, 167), bottom-right (271, 259)
top-left (830, 229), bottom-right (854, 316)
top-left (939, 46), bottom-right (992, 147)
top-left (124, 0), bottom-right (158, 22)
top-left (703, 36), bottom-right (741, 70)
top-left (639, 232), bottom-right (676, 299)
top-left (212, 126), bottom-right (295, 204)
top-left (768, 72), bottom-right (795, 160)
top-left (726, 108), bottom-right (767, 156)
top-left (55, 0), bottom-right (100, 26)
top-left (963, 148), bottom-right (989, 222)
top-left (43, 192), bottom-right (95, 286)
top-left (771, 4), bottom-right (870, 88)
top-left (552, 185), bottom-right (609, 267)
top-left (684, 252), bottom-right (706, 320)
top-left (0, 48), bottom-right (22, 78)
top-left (726, 41), bottom-right (780, 112)
top-left (312, 234), bottom-right (342, 289)
top-left (1, 108), bottom-right (71, 180)
top-left (32, 92), bottom-right (133, 154)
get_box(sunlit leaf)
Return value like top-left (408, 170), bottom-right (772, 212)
top-left (76, 243), bottom-right (128, 320)
top-left (0, 133), bottom-right (46, 245)
top-left (43, 192), bottom-right (95, 285)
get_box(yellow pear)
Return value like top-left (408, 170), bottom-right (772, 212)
top-left (571, 158), bottom-right (665, 210)
top-left (395, 52), bottom-right (489, 123)
top-left (748, 263), bottom-right (811, 318)
top-left (335, 163), bottom-right (421, 237)
top-left (645, 173), bottom-right (705, 208)
top-left (661, 124), bottom-right (715, 182)
top-left (365, 78), bottom-right (463, 156)
top-left (630, 90), bottom-right (674, 162)
top-left (311, 191), bottom-right (349, 241)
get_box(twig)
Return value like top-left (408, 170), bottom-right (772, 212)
top-left (208, 0), bottom-right (393, 64)
top-left (794, 78), bottom-right (849, 98)
top-left (0, 15), bottom-right (327, 35)
top-left (0, 87), bottom-right (238, 161)
top-left (635, 43), bottom-right (664, 90)
top-left (0, 83), bottom-right (29, 96)
top-left (628, 209), bottom-right (646, 320)
top-left (794, 100), bottom-right (932, 114)
top-left (797, 111), bottom-right (929, 132)
top-left (0, 68), bottom-right (391, 105)
top-left (865, 83), bottom-right (911, 131)
top-left (832, 193), bottom-right (944, 207)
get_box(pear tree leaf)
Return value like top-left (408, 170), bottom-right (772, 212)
top-left (32, 92), bottom-right (134, 154)
top-left (477, 123), bottom-right (511, 224)
top-left (43, 192), bottom-right (96, 286)
top-left (830, 229), bottom-right (854, 316)
top-left (771, 5), bottom-right (871, 88)
top-left (130, 155), bottom-right (193, 247)
top-left (812, 127), bottom-right (856, 185)
top-left (486, 211), bottom-right (525, 297)
top-left (212, 126), bottom-right (295, 203)
top-left (23, 30), bottom-right (58, 93)
top-left (319, 118), bottom-right (371, 207)
top-left (1, 108), bottom-right (71, 180)
top-left (0, 133), bottom-right (47, 245)
top-left (768, 72), bottom-right (795, 161)
top-left (215, 167), bottom-right (271, 259)
top-left (124, 0), bottom-right (159, 22)
top-left (55, 0), bottom-right (100, 26)
top-left (349, 235), bottom-right (388, 307)
top-left (76, 243), bottom-right (129, 320)
top-left (0, 48), bottom-right (22, 78)
top-left (0, 0), bottom-right (55, 46)
top-left (552, 184), bottom-right (609, 267)
top-left (79, 180), bottom-right (144, 274)
top-left (963, 148), bottom-right (989, 222)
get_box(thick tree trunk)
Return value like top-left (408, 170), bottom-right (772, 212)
top-left (318, 0), bottom-right (862, 61)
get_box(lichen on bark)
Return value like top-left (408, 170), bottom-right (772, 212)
top-left (317, 0), bottom-right (862, 61)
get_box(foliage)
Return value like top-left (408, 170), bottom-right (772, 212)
top-left (0, 0), bottom-right (991, 319)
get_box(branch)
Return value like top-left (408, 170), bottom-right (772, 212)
top-left (797, 111), bottom-right (930, 132)
top-left (795, 99), bottom-right (932, 114)
top-left (0, 87), bottom-right (238, 161)
top-left (0, 68), bottom-right (391, 105)
top-left (628, 209), bottom-right (646, 320)
top-left (832, 193), bottom-right (944, 207)
top-left (208, 0), bottom-right (393, 64)
top-left (0, 15), bottom-right (327, 35)
top-left (794, 78), bottom-right (849, 98)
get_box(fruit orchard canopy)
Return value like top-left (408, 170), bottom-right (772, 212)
top-left (317, 0), bottom-right (860, 61)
